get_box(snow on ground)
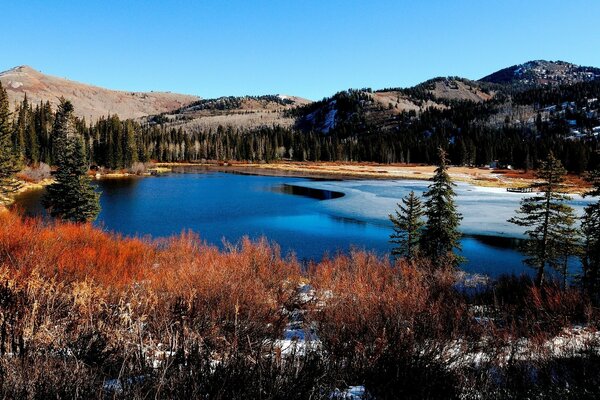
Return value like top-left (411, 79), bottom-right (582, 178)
top-left (291, 179), bottom-right (594, 239)
top-left (446, 326), bottom-right (600, 369)
top-left (322, 105), bottom-right (337, 133)
top-left (331, 386), bottom-right (367, 399)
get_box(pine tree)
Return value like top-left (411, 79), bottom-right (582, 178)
top-left (389, 190), bottom-right (424, 260)
top-left (123, 120), bottom-right (138, 168)
top-left (43, 99), bottom-right (100, 222)
top-left (0, 82), bottom-right (22, 202)
top-left (25, 112), bottom-right (40, 164)
top-left (581, 169), bottom-right (600, 299)
top-left (555, 206), bottom-right (580, 290)
top-left (508, 153), bottom-right (577, 287)
top-left (420, 147), bottom-right (463, 267)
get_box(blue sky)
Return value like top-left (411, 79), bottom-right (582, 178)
top-left (2, 0), bottom-right (599, 100)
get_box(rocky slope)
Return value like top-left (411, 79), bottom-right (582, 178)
top-left (0, 65), bottom-right (199, 120)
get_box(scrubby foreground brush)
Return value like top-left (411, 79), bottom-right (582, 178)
top-left (0, 212), bottom-right (600, 399)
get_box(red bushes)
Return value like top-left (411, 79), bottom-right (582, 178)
top-left (1, 211), bottom-right (599, 398)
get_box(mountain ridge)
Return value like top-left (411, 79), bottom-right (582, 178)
top-left (2, 59), bottom-right (599, 131)
top-left (479, 60), bottom-right (600, 87)
top-left (0, 65), bottom-right (200, 121)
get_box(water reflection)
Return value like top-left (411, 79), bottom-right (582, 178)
top-left (328, 214), bottom-right (368, 226)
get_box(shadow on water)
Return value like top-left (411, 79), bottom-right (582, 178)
top-left (272, 184), bottom-right (345, 200)
top-left (467, 234), bottom-right (525, 250)
top-left (96, 177), bottom-right (139, 194)
top-left (11, 188), bottom-right (47, 218)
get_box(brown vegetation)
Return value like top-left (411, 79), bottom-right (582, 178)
top-left (0, 212), bottom-right (599, 398)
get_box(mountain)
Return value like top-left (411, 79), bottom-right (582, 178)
top-left (5, 60), bottom-right (599, 173)
top-left (292, 77), bottom-right (498, 135)
top-left (290, 60), bottom-right (600, 136)
top-left (0, 65), bottom-right (199, 120)
top-left (480, 60), bottom-right (600, 87)
top-left (146, 94), bottom-right (312, 131)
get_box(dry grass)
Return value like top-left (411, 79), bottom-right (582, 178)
top-left (0, 212), bottom-right (598, 398)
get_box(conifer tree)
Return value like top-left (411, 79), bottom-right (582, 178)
top-left (123, 120), bottom-right (138, 168)
top-left (25, 112), bottom-right (39, 164)
top-left (0, 82), bottom-right (22, 202)
top-left (556, 206), bottom-right (580, 290)
top-left (420, 147), bottom-right (463, 267)
top-left (509, 153), bottom-right (577, 287)
top-left (581, 169), bottom-right (600, 299)
top-left (12, 95), bottom-right (28, 161)
top-left (43, 99), bottom-right (100, 222)
top-left (389, 191), bottom-right (424, 260)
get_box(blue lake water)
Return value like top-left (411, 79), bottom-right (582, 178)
top-left (13, 168), bottom-right (594, 277)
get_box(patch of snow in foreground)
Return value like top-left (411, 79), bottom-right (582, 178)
top-left (331, 385), bottom-right (367, 399)
top-left (446, 326), bottom-right (600, 369)
top-left (274, 323), bottom-right (321, 356)
top-left (103, 375), bottom-right (146, 395)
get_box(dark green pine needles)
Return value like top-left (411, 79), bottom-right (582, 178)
top-left (0, 82), bottom-right (22, 201)
top-left (389, 190), bottom-right (424, 260)
top-left (43, 99), bottom-right (100, 223)
top-left (420, 147), bottom-right (463, 268)
top-left (581, 169), bottom-right (600, 298)
top-left (509, 153), bottom-right (578, 287)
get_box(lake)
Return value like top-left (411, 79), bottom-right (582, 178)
top-left (12, 168), bottom-right (595, 277)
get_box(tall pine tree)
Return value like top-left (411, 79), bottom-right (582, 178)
top-left (509, 153), bottom-right (577, 287)
top-left (0, 82), bottom-right (22, 202)
top-left (43, 99), bottom-right (100, 222)
top-left (389, 191), bottom-right (424, 260)
top-left (581, 169), bottom-right (600, 299)
top-left (420, 147), bottom-right (463, 267)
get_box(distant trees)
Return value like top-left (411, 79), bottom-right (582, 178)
top-left (43, 100), bottom-right (100, 222)
top-left (509, 153), bottom-right (578, 287)
top-left (389, 191), bottom-right (424, 260)
top-left (419, 148), bottom-right (463, 267)
top-left (0, 83), bottom-right (21, 201)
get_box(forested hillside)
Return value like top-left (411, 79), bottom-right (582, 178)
top-left (6, 60), bottom-right (600, 174)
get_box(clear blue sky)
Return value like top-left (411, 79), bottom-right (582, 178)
top-left (2, 0), bottom-right (599, 100)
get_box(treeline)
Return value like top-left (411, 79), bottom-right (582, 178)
top-left (170, 94), bottom-right (295, 114)
top-left (6, 85), bottom-right (600, 175)
top-left (513, 79), bottom-right (600, 107)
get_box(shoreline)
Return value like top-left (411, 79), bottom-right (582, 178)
top-left (158, 161), bottom-right (589, 193)
top-left (6, 161), bottom-right (590, 207)
top-left (1, 178), bottom-right (54, 210)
